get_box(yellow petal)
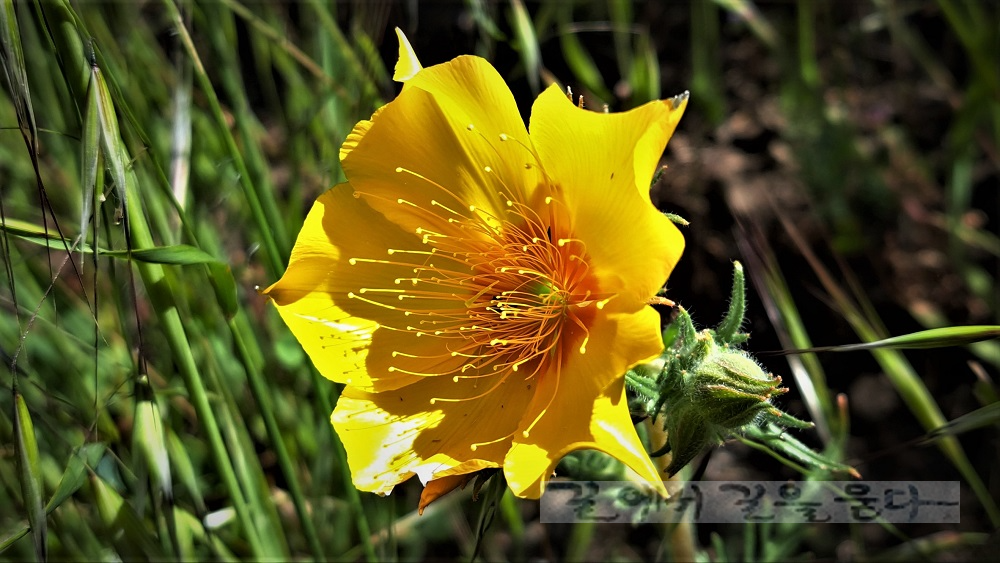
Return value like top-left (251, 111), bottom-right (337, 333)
top-left (263, 184), bottom-right (431, 391)
top-left (528, 85), bottom-right (686, 302)
top-left (342, 58), bottom-right (540, 238)
top-left (332, 367), bottom-right (535, 494)
top-left (393, 27), bottom-right (423, 82)
top-left (503, 304), bottom-right (666, 499)
top-left (404, 55), bottom-right (534, 187)
top-left (339, 105), bottom-right (385, 162)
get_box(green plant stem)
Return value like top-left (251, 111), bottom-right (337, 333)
top-left (123, 172), bottom-right (269, 558)
top-left (565, 519), bottom-right (594, 563)
top-left (228, 312), bottom-right (325, 560)
top-left (161, 0), bottom-right (285, 280)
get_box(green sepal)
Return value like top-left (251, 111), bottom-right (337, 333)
top-left (626, 260), bottom-right (846, 478)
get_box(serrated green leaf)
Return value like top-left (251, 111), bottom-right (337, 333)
top-left (741, 423), bottom-right (859, 477)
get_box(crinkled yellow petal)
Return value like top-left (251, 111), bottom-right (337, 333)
top-left (393, 27), bottom-right (422, 82)
top-left (333, 370), bottom-right (535, 494)
top-left (531, 85), bottom-right (687, 200)
top-left (339, 105), bottom-right (384, 162)
top-left (404, 55), bottom-right (537, 193)
top-left (342, 58), bottom-right (540, 238)
top-left (264, 184), bottom-right (434, 392)
top-left (504, 304), bottom-right (666, 499)
top-left (528, 85), bottom-right (685, 302)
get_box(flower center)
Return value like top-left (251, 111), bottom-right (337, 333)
top-left (347, 181), bottom-right (605, 384)
top-left (465, 212), bottom-right (585, 374)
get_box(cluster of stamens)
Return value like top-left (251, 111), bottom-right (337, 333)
top-left (345, 127), bottom-right (609, 421)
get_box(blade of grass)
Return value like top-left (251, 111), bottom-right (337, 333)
top-left (132, 376), bottom-right (178, 557)
top-left (774, 206), bottom-right (1000, 527)
top-left (228, 312), bottom-right (326, 560)
top-left (607, 0), bottom-right (633, 87)
top-left (0, 0), bottom-right (32, 352)
top-left (13, 386), bottom-right (46, 561)
top-left (91, 473), bottom-right (163, 559)
top-left (735, 219), bottom-right (839, 444)
top-left (713, 0), bottom-right (779, 50)
top-left (691, 0), bottom-right (724, 124)
top-left (0, 438), bottom-right (103, 557)
top-left (629, 29), bottom-right (660, 104)
top-left (508, 0), bottom-right (541, 95)
top-left (795, 0), bottom-right (819, 87)
top-left (0, 0), bottom-right (37, 148)
top-left (84, 49), bottom-right (274, 557)
top-left (925, 402), bottom-right (1000, 440)
top-left (219, 0), bottom-right (346, 99)
top-left (162, 0), bottom-right (285, 280)
top-left (558, 18), bottom-right (612, 103)
top-left (195, 339), bottom-right (289, 557)
top-left (936, 0), bottom-right (1000, 96)
top-left (771, 325), bottom-right (1000, 354)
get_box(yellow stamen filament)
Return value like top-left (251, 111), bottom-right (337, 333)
top-left (342, 144), bottom-right (614, 441)
top-left (470, 429), bottom-right (518, 451)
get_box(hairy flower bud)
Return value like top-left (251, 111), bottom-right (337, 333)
top-left (626, 262), bottom-right (812, 476)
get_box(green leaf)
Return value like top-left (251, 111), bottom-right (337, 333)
top-left (80, 53), bottom-right (102, 247)
top-left (0, 220), bottom-right (228, 267)
top-left (13, 390), bottom-right (46, 562)
top-left (0, 218), bottom-right (98, 253)
top-left (46, 443), bottom-right (106, 513)
top-left (741, 423), bottom-right (859, 477)
top-left (90, 59), bottom-right (130, 208)
top-left (786, 325), bottom-right (1000, 354)
top-left (133, 380), bottom-right (173, 502)
top-left (103, 244), bottom-right (220, 265)
top-left (926, 402), bottom-right (1000, 441)
top-left (91, 474), bottom-right (164, 559)
top-left (0, 0), bottom-right (37, 143)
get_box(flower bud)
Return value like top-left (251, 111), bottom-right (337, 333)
top-left (626, 262), bottom-right (813, 477)
top-left (658, 334), bottom-right (791, 475)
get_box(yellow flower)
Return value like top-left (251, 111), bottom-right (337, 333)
top-left (263, 29), bottom-right (687, 499)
